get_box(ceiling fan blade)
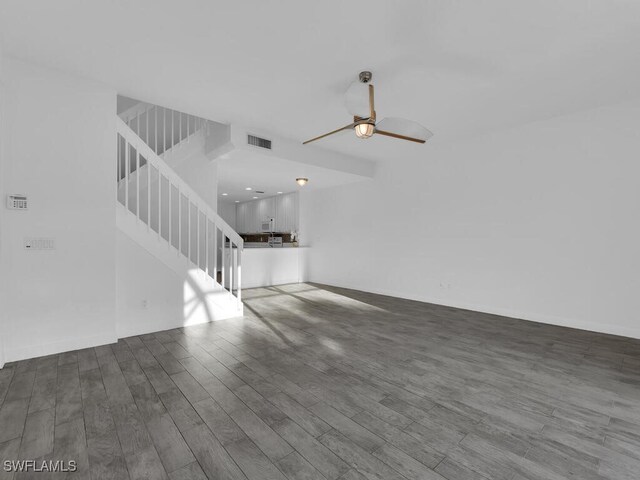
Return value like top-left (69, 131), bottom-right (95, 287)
top-left (302, 122), bottom-right (355, 145)
top-left (344, 81), bottom-right (370, 118)
top-left (375, 117), bottom-right (433, 143)
top-left (374, 129), bottom-right (426, 144)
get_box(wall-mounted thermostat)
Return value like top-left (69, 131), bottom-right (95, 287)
top-left (7, 194), bottom-right (28, 210)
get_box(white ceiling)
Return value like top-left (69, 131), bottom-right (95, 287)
top-left (216, 149), bottom-right (368, 204)
top-left (2, 0), bottom-right (640, 164)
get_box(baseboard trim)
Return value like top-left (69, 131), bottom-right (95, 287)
top-left (5, 332), bottom-right (118, 364)
top-left (309, 280), bottom-right (640, 340)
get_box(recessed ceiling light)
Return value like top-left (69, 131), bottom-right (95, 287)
top-left (235, 200), bottom-right (239, 203)
top-left (277, 191), bottom-right (283, 194)
top-left (296, 177), bottom-right (309, 186)
top-left (221, 193), bottom-right (228, 196)
top-left (252, 196), bottom-right (258, 199)
top-left (245, 187), bottom-right (252, 191)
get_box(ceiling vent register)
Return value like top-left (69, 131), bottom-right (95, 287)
top-left (247, 134), bottom-right (272, 150)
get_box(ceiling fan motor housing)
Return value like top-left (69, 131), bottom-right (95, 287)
top-left (359, 71), bottom-right (373, 83)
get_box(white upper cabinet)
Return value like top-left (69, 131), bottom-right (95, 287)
top-left (236, 192), bottom-right (298, 233)
top-left (275, 193), bottom-right (298, 232)
top-left (236, 202), bottom-right (248, 233)
top-left (257, 197), bottom-right (275, 226)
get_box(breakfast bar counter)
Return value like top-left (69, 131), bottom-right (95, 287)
top-left (240, 246), bottom-right (308, 288)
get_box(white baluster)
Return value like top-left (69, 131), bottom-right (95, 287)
top-left (213, 225), bottom-right (218, 285)
top-left (125, 142), bottom-right (129, 211)
top-left (155, 106), bottom-right (158, 154)
top-left (147, 157), bottom-right (151, 231)
top-left (136, 151), bottom-right (140, 220)
top-left (229, 241), bottom-right (234, 295)
top-left (158, 168), bottom-right (162, 241)
top-left (204, 219), bottom-right (209, 277)
top-left (196, 207), bottom-right (200, 269)
top-left (237, 247), bottom-right (241, 307)
top-left (177, 191), bottom-right (181, 256)
top-left (116, 135), bottom-right (120, 200)
top-left (168, 181), bottom-right (172, 248)
top-left (221, 231), bottom-right (225, 289)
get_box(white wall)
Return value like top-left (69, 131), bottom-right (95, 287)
top-left (0, 44), bottom-right (6, 368)
top-left (0, 57), bottom-right (117, 362)
top-left (116, 231), bottom-right (183, 337)
top-left (301, 101), bottom-right (640, 339)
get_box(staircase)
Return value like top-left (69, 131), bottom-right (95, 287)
top-left (116, 103), bottom-right (243, 321)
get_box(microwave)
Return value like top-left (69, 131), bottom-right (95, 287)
top-left (261, 218), bottom-right (274, 232)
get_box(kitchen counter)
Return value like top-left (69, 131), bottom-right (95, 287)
top-left (240, 246), bottom-right (308, 288)
top-left (244, 242), bottom-right (297, 249)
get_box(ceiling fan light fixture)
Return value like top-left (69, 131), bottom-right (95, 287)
top-left (354, 123), bottom-right (374, 139)
top-left (296, 177), bottom-right (309, 186)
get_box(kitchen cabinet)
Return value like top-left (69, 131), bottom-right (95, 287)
top-left (236, 202), bottom-right (248, 233)
top-left (256, 197), bottom-right (275, 229)
top-left (275, 192), bottom-right (298, 232)
top-left (235, 192), bottom-right (298, 233)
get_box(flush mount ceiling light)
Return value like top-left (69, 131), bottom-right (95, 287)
top-left (235, 200), bottom-right (239, 203)
top-left (221, 193), bottom-right (228, 196)
top-left (245, 187), bottom-right (252, 191)
top-left (303, 71), bottom-right (433, 145)
top-left (296, 178), bottom-right (309, 186)
top-left (277, 191), bottom-right (283, 194)
top-left (252, 196), bottom-right (258, 199)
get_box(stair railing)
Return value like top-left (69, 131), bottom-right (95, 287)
top-left (119, 103), bottom-right (208, 157)
top-left (116, 117), bottom-right (242, 307)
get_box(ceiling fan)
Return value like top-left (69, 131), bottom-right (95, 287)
top-left (303, 71), bottom-right (433, 145)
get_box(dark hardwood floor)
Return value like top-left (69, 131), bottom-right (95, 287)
top-left (1, 282), bottom-right (640, 480)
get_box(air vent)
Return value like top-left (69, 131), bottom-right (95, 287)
top-left (247, 134), bottom-right (272, 150)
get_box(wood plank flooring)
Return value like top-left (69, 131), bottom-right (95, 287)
top-left (1, 282), bottom-right (640, 480)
